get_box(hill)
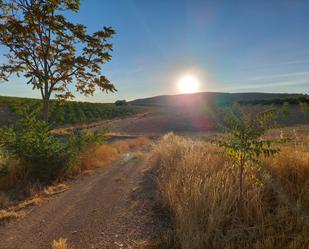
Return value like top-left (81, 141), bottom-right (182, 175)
top-left (130, 92), bottom-right (307, 107)
top-left (117, 92), bottom-right (309, 134)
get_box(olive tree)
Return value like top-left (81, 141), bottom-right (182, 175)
top-left (0, 0), bottom-right (116, 121)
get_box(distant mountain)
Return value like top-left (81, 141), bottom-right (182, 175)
top-left (130, 92), bottom-right (308, 107)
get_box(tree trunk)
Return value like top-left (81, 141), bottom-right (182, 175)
top-left (42, 97), bottom-right (49, 122)
top-left (239, 162), bottom-right (244, 202)
top-left (238, 158), bottom-right (245, 217)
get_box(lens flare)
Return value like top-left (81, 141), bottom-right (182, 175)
top-left (178, 75), bottom-right (200, 93)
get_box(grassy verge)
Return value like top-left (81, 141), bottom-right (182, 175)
top-left (149, 132), bottom-right (309, 249)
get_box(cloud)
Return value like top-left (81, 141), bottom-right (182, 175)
top-left (223, 79), bottom-right (309, 91)
top-left (248, 71), bottom-right (309, 81)
top-left (244, 59), bottom-right (309, 70)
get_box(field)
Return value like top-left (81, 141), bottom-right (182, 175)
top-left (0, 1), bottom-right (308, 248)
top-left (149, 129), bottom-right (309, 249)
top-left (98, 93), bottom-right (309, 135)
top-left (0, 93), bottom-right (308, 249)
top-left (0, 96), bottom-right (135, 127)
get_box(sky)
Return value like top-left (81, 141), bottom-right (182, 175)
top-left (0, 0), bottom-right (309, 102)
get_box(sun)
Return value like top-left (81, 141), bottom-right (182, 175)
top-left (178, 74), bottom-right (200, 94)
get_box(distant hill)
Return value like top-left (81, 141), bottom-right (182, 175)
top-left (126, 92), bottom-right (309, 132)
top-left (130, 92), bottom-right (308, 107)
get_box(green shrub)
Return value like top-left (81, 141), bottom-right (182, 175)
top-left (0, 110), bottom-right (66, 181)
top-left (0, 109), bottom-right (107, 182)
top-left (64, 128), bottom-right (107, 172)
top-left (0, 145), bottom-right (8, 178)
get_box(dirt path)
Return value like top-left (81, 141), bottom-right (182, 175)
top-left (0, 154), bottom-right (159, 249)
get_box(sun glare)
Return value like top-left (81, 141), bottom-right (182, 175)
top-left (178, 75), bottom-right (200, 94)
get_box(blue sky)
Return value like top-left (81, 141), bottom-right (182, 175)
top-left (0, 0), bottom-right (309, 102)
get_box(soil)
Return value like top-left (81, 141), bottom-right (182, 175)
top-left (0, 152), bottom-right (161, 249)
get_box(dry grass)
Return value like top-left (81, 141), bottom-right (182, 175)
top-left (77, 136), bottom-right (149, 171)
top-left (150, 132), bottom-right (309, 249)
top-left (0, 159), bottom-right (24, 190)
top-left (14, 196), bottom-right (44, 210)
top-left (112, 136), bottom-right (150, 153)
top-left (43, 183), bottom-right (68, 195)
top-left (0, 183), bottom-right (68, 223)
top-left (52, 238), bottom-right (72, 249)
top-left (77, 144), bottom-right (119, 171)
top-left (0, 209), bottom-right (25, 222)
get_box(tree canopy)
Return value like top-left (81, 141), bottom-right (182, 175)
top-left (0, 0), bottom-right (116, 120)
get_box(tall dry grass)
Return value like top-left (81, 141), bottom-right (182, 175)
top-left (0, 159), bottom-right (24, 190)
top-left (150, 133), bottom-right (309, 249)
top-left (77, 136), bottom-right (149, 171)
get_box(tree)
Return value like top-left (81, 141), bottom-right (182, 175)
top-left (218, 105), bottom-right (282, 206)
top-left (299, 101), bottom-right (309, 113)
top-left (0, 0), bottom-right (116, 121)
top-left (115, 99), bottom-right (127, 106)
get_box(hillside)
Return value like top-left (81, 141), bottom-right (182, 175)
top-left (122, 92), bottom-right (309, 133)
top-left (130, 92), bottom-right (307, 107)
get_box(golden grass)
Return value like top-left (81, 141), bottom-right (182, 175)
top-left (113, 136), bottom-right (149, 153)
top-left (52, 238), bottom-right (72, 249)
top-left (0, 209), bottom-right (25, 222)
top-left (0, 183), bottom-right (68, 223)
top-left (77, 136), bottom-right (149, 171)
top-left (44, 183), bottom-right (68, 196)
top-left (14, 196), bottom-right (44, 210)
top-left (150, 133), bottom-right (309, 249)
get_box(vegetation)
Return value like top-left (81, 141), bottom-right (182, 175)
top-left (52, 238), bottom-right (71, 249)
top-left (0, 0), bottom-right (116, 121)
top-left (0, 96), bottom-right (133, 127)
top-left (238, 96), bottom-right (309, 107)
top-left (151, 132), bottom-right (309, 249)
top-left (0, 107), bottom-right (149, 210)
top-left (0, 109), bottom-right (107, 183)
top-left (115, 99), bottom-right (128, 106)
top-left (217, 106), bottom-right (282, 204)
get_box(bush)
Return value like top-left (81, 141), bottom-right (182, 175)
top-left (0, 110), bottom-right (67, 181)
top-left (0, 109), bottom-right (106, 183)
top-left (115, 100), bottom-right (127, 106)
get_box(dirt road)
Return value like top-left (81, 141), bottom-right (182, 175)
top-left (0, 154), bottom-right (159, 249)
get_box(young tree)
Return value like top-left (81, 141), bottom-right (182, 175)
top-left (0, 0), bottom-right (116, 121)
top-left (218, 105), bottom-right (282, 205)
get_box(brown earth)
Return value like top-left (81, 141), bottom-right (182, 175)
top-left (56, 104), bottom-right (309, 138)
top-left (91, 107), bottom-right (216, 137)
top-left (0, 151), bottom-right (161, 249)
